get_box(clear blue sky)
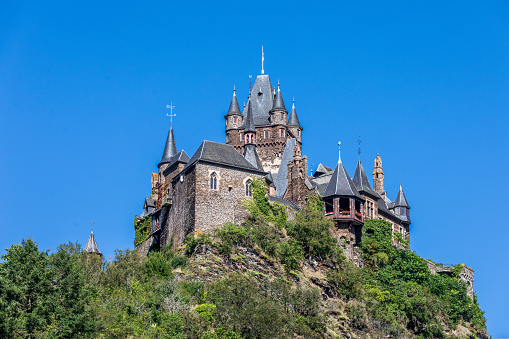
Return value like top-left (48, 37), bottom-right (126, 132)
top-left (1, 1), bottom-right (508, 336)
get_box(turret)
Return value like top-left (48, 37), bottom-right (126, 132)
top-left (287, 99), bottom-right (302, 144)
top-left (373, 153), bottom-right (386, 198)
top-left (224, 86), bottom-right (242, 139)
top-left (393, 184), bottom-right (410, 224)
top-left (269, 82), bottom-right (288, 128)
top-left (158, 124), bottom-right (178, 175)
top-left (84, 231), bottom-right (102, 256)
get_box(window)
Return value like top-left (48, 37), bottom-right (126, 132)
top-left (226, 133), bottom-right (230, 142)
top-left (210, 173), bottom-right (217, 190)
top-left (233, 117), bottom-right (237, 124)
top-left (280, 129), bottom-right (285, 138)
top-left (297, 130), bottom-right (300, 137)
top-left (245, 179), bottom-right (252, 197)
top-left (241, 133), bottom-right (244, 141)
top-left (280, 112), bottom-right (284, 119)
top-left (264, 131), bottom-right (269, 139)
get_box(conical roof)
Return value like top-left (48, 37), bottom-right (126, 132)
top-left (272, 83), bottom-right (286, 110)
top-left (353, 158), bottom-right (372, 191)
top-left (226, 88), bottom-right (241, 116)
top-left (159, 125), bottom-right (177, 166)
top-left (244, 99), bottom-right (256, 133)
top-left (243, 144), bottom-right (264, 171)
top-left (84, 231), bottom-right (102, 255)
top-left (322, 162), bottom-right (363, 199)
top-left (288, 99), bottom-right (301, 127)
top-left (394, 184), bottom-right (410, 208)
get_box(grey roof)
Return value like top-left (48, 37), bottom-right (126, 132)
top-left (394, 185), bottom-right (410, 208)
top-left (241, 74), bottom-right (274, 126)
top-left (182, 140), bottom-right (266, 174)
top-left (313, 163), bottom-right (333, 177)
top-left (353, 158), bottom-right (376, 196)
top-left (226, 90), bottom-right (241, 116)
top-left (377, 198), bottom-right (399, 220)
top-left (268, 195), bottom-right (300, 211)
top-left (162, 150), bottom-right (190, 174)
top-left (159, 125), bottom-right (178, 166)
top-left (145, 198), bottom-right (155, 208)
top-left (272, 85), bottom-right (286, 110)
top-left (244, 99), bottom-right (256, 133)
top-left (84, 231), bottom-right (102, 255)
top-left (322, 162), bottom-right (363, 200)
top-left (275, 138), bottom-right (297, 198)
top-left (288, 100), bottom-right (301, 127)
top-left (243, 144), bottom-right (264, 171)
top-left (265, 171), bottom-right (274, 186)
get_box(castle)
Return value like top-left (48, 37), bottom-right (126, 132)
top-left (135, 66), bottom-right (412, 258)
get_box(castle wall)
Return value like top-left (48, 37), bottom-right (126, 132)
top-left (160, 168), bottom-right (197, 250)
top-left (193, 163), bottom-right (263, 235)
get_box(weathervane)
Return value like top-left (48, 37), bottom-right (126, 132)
top-left (357, 136), bottom-right (362, 157)
top-left (166, 102), bottom-right (176, 127)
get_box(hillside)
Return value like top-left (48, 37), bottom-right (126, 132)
top-left (0, 180), bottom-right (487, 338)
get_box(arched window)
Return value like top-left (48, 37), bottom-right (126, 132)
top-left (245, 179), bottom-right (252, 197)
top-left (210, 173), bottom-right (217, 190)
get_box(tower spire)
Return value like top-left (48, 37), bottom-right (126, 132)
top-left (261, 46), bottom-right (264, 75)
top-left (159, 105), bottom-right (178, 167)
top-left (338, 141), bottom-right (342, 164)
top-left (288, 98), bottom-right (301, 127)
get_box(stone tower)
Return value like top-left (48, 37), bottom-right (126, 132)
top-left (373, 153), bottom-right (386, 198)
top-left (224, 87), bottom-right (242, 143)
top-left (287, 99), bottom-right (303, 148)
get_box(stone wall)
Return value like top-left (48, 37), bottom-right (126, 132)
top-left (194, 163), bottom-right (263, 235)
top-left (136, 235), bottom-right (154, 256)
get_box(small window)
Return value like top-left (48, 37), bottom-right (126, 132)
top-left (245, 179), bottom-right (252, 197)
top-left (233, 117), bottom-right (237, 124)
top-left (264, 131), bottom-right (269, 139)
top-left (297, 130), bottom-right (300, 137)
top-left (210, 173), bottom-right (217, 190)
top-left (280, 112), bottom-right (284, 119)
top-left (280, 129), bottom-right (285, 138)
top-left (241, 133), bottom-right (244, 141)
top-left (226, 133), bottom-right (230, 142)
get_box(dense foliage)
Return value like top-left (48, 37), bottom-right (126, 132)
top-left (0, 179), bottom-right (487, 338)
top-left (134, 216), bottom-right (152, 247)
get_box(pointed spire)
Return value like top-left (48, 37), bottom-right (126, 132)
top-left (394, 184), bottom-right (410, 208)
top-left (288, 98), bottom-right (301, 127)
top-left (159, 125), bottom-right (178, 166)
top-left (323, 153), bottom-right (362, 199)
top-left (353, 158), bottom-right (373, 191)
top-left (243, 144), bottom-right (264, 171)
top-left (84, 231), bottom-right (102, 255)
top-left (226, 86), bottom-right (241, 116)
top-left (272, 81), bottom-right (286, 110)
top-left (244, 99), bottom-right (256, 133)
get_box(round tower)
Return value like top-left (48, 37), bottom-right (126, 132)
top-left (224, 86), bottom-right (242, 144)
top-left (287, 98), bottom-right (303, 145)
top-left (269, 82), bottom-right (288, 127)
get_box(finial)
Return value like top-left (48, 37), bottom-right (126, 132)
top-left (261, 46), bottom-right (264, 75)
top-left (233, 85), bottom-right (236, 95)
top-left (338, 141), bottom-right (342, 164)
top-left (310, 164), bottom-right (314, 176)
top-left (292, 97), bottom-right (295, 108)
top-left (277, 80), bottom-right (280, 90)
top-left (91, 221), bottom-right (94, 233)
top-left (166, 102), bottom-right (176, 127)
top-left (357, 136), bottom-right (362, 158)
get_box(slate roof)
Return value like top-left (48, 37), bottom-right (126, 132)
top-left (272, 85), bottom-right (286, 110)
top-left (84, 231), bottom-right (102, 255)
top-left (241, 74), bottom-right (274, 126)
top-left (162, 150), bottom-right (190, 175)
top-left (322, 162), bottom-right (363, 200)
top-left (244, 99), bottom-right (256, 133)
top-left (159, 125), bottom-right (178, 166)
top-left (288, 100), bottom-right (301, 127)
top-left (268, 195), bottom-right (300, 211)
top-left (265, 171), bottom-right (274, 186)
top-left (394, 185), bottom-right (410, 208)
top-left (243, 144), bottom-right (264, 171)
top-left (275, 138), bottom-right (296, 198)
top-left (145, 198), bottom-right (155, 208)
top-left (182, 140), bottom-right (266, 174)
top-left (313, 163), bottom-right (333, 177)
top-left (352, 158), bottom-right (381, 199)
top-left (226, 89), bottom-right (241, 116)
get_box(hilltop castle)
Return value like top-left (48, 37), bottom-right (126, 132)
top-left (135, 66), bottom-right (411, 258)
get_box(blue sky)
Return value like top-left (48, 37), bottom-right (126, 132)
top-left (1, 1), bottom-right (508, 336)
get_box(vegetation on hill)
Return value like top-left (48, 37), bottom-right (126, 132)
top-left (0, 179), bottom-right (487, 338)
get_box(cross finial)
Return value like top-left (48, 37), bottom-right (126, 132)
top-left (261, 46), bottom-right (264, 75)
top-left (357, 136), bottom-right (362, 157)
top-left (165, 102), bottom-right (176, 127)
